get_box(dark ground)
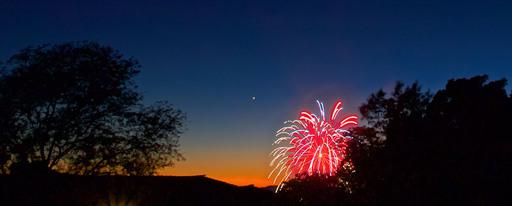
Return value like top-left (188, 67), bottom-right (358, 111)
top-left (0, 173), bottom-right (277, 206)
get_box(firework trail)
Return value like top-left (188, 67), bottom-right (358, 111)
top-left (269, 100), bottom-right (358, 191)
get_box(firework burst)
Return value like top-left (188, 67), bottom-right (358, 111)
top-left (269, 100), bottom-right (358, 190)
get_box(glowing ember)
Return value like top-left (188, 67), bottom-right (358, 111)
top-left (269, 100), bottom-right (358, 190)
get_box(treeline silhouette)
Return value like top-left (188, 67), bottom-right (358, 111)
top-left (1, 41), bottom-right (510, 205)
top-left (280, 75), bottom-right (511, 205)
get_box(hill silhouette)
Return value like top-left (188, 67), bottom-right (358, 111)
top-left (0, 173), bottom-right (275, 205)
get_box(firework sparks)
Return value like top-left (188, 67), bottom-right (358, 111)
top-left (269, 100), bottom-right (358, 191)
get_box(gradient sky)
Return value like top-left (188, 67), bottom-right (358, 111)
top-left (1, 0), bottom-right (512, 187)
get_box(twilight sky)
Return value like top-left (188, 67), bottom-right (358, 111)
top-left (1, 0), bottom-right (511, 187)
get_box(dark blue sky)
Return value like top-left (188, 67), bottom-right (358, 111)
top-left (1, 0), bottom-right (511, 185)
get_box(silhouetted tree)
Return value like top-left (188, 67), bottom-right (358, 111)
top-left (340, 82), bottom-right (432, 204)
top-left (350, 75), bottom-right (512, 204)
top-left (422, 75), bottom-right (512, 204)
top-left (0, 41), bottom-right (185, 175)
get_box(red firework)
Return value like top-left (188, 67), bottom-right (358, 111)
top-left (269, 100), bottom-right (358, 189)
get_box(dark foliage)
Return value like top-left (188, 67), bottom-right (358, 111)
top-left (277, 172), bottom-right (349, 205)
top-left (0, 41), bottom-right (185, 176)
top-left (348, 75), bottom-right (512, 205)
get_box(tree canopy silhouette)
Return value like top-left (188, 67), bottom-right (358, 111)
top-left (348, 75), bottom-right (512, 204)
top-left (0, 41), bottom-right (185, 175)
top-left (277, 172), bottom-right (348, 205)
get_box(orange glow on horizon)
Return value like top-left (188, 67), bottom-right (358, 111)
top-left (157, 143), bottom-right (276, 188)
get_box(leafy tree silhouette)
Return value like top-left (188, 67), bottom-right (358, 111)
top-left (0, 41), bottom-right (185, 176)
top-left (349, 75), bottom-right (512, 204)
top-left (277, 172), bottom-right (348, 205)
top-left (422, 75), bottom-right (512, 204)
